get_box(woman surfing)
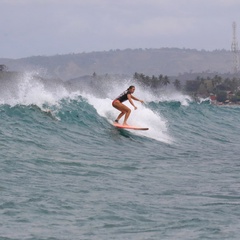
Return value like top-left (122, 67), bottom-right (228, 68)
top-left (112, 86), bottom-right (144, 126)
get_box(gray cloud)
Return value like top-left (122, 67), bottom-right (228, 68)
top-left (1, 0), bottom-right (240, 58)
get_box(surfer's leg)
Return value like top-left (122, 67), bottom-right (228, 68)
top-left (123, 108), bottom-right (131, 125)
top-left (116, 112), bottom-right (125, 122)
top-left (112, 101), bottom-right (131, 125)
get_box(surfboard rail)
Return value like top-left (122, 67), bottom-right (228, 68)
top-left (113, 122), bottom-right (149, 130)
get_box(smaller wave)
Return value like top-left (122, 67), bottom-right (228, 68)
top-left (197, 97), bottom-right (211, 104)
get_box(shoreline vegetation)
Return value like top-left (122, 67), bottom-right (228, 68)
top-left (1, 63), bottom-right (240, 105)
top-left (133, 72), bottom-right (240, 105)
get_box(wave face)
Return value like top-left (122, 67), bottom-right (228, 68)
top-left (1, 72), bottom-right (240, 239)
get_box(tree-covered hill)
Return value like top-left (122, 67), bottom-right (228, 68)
top-left (0, 48), bottom-right (234, 81)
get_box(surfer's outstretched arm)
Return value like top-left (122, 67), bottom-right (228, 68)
top-left (127, 94), bottom-right (137, 110)
top-left (131, 95), bottom-right (144, 103)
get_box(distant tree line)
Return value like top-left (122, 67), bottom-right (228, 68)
top-left (133, 71), bottom-right (240, 103)
top-left (185, 74), bottom-right (240, 102)
top-left (133, 72), bottom-right (181, 90)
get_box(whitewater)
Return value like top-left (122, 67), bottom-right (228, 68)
top-left (1, 71), bottom-right (240, 240)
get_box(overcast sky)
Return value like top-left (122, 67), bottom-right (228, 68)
top-left (1, 0), bottom-right (240, 59)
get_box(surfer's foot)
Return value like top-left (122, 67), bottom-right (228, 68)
top-left (114, 119), bottom-right (119, 123)
top-left (123, 122), bottom-right (129, 126)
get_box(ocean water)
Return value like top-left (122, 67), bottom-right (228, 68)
top-left (1, 72), bottom-right (240, 240)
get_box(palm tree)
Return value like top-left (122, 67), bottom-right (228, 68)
top-left (133, 72), bottom-right (140, 80)
top-left (151, 75), bottom-right (159, 88)
top-left (162, 75), bottom-right (170, 86)
top-left (174, 79), bottom-right (181, 90)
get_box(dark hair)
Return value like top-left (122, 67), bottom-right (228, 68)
top-left (127, 85), bottom-right (135, 90)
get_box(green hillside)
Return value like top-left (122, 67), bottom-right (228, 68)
top-left (0, 48), bottom-right (234, 81)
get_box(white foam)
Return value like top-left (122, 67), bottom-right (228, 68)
top-left (80, 81), bottom-right (193, 144)
top-left (84, 93), bottom-right (173, 144)
top-left (0, 71), bottom-right (69, 108)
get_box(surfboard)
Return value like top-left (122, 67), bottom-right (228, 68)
top-left (113, 122), bottom-right (149, 130)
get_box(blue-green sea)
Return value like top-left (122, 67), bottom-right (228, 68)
top-left (1, 73), bottom-right (240, 239)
